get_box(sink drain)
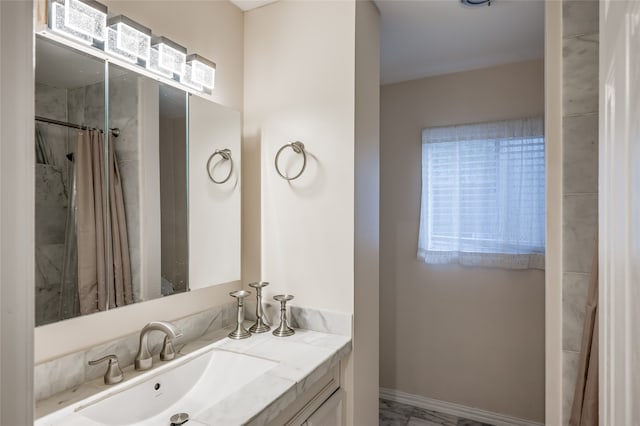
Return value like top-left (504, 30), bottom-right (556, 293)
top-left (170, 412), bottom-right (190, 425)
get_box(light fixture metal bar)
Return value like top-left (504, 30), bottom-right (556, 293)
top-left (51, 0), bottom-right (107, 14)
top-left (74, 0), bottom-right (107, 14)
top-left (187, 53), bottom-right (216, 70)
top-left (107, 15), bottom-right (151, 36)
top-left (151, 36), bottom-right (187, 54)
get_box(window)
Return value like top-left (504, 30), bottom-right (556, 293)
top-left (418, 117), bottom-right (545, 269)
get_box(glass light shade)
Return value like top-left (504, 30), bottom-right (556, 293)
top-left (48, 1), bottom-right (220, 94)
top-left (50, 1), bottom-right (93, 44)
top-left (106, 15), bottom-right (151, 61)
top-left (146, 46), bottom-right (173, 78)
top-left (180, 64), bottom-right (204, 91)
top-left (186, 54), bottom-right (216, 89)
top-left (152, 37), bottom-right (187, 76)
top-left (105, 27), bottom-right (138, 63)
top-left (63, 0), bottom-right (107, 41)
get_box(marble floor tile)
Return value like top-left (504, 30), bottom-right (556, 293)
top-left (380, 408), bottom-right (411, 426)
top-left (380, 398), bottom-right (416, 417)
top-left (408, 417), bottom-right (443, 426)
top-left (412, 407), bottom-right (458, 425)
top-left (456, 419), bottom-right (493, 426)
top-left (379, 399), bottom-right (495, 426)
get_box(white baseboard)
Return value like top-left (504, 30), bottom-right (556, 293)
top-left (379, 388), bottom-right (544, 426)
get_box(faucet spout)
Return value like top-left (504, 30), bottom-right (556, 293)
top-left (135, 321), bottom-right (183, 371)
top-left (141, 320), bottom-right (183, 339)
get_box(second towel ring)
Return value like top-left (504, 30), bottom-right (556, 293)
top-left (206, 148), bottom-right (233, 184)
top-left (275, 141), bottom-right (307, 181)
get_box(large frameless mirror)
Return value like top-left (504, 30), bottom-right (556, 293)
top-left (34, 36), bottom-right (240, 326)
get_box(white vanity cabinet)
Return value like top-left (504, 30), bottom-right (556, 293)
top-left (303, 389), bottom-right (344, 426)
top-left (264, 364), bottom-right (343, 426)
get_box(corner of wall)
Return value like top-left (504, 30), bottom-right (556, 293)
top-left (353, 1), bottom-right (381, 424)
top-left (544, 1), bottom-right (564, 424)
top-left (1, 0), bottom-right (36, 423)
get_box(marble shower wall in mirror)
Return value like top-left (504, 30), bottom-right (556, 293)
top-left (107, 64), bottom-right (189, 303)
top-left (35, 39), bottom-right (107, 325)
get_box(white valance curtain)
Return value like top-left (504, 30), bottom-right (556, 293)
top-left (418, 116), bottom-right (545, 270)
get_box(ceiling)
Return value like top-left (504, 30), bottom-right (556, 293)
top-left (376, 0), bottom-right (544, 84)
top-left (230, 0), bottom-right (544, 85)
top-left (230, 0), bottom-right (276, 11)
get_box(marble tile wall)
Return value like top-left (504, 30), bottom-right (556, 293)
top-left (289, 306), bottom-right (352, 336)
top-left (561, 1), bottom-right (599, 424)
top-left (35, 83), bottom-right (71, 326)
top-left (109, 73), bottom-right (142, 302)
top-left (35, 83), bottom-right (72, 184)
top-left (244, 301), bottom-right (353, 337)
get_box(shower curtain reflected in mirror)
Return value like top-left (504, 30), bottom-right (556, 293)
top-left (59, 144), bottom-right (79, 320)
top-left (34, 123), bottom-right (79, 325)
top-left (34, 126), bottom-right (133, 325)
top-left (76, 129), bottom-right (133, 314)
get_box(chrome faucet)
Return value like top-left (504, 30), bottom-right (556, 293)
top-left (135, 321), bottom-right (183, 371)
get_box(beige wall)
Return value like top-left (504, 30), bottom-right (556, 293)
top-left (1, 1), bottom-right (36, 423)
top-left (244, 0), bottom-right (356, 311)
top-left (380, 60), bottom-right (545, 422)
top-left (243, 1), bottom-right (380, 423)
top-left (34, 0), bottom-right (244, 363)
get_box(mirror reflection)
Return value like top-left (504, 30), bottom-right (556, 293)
top-left (34, 37), bottom-right (189, 326)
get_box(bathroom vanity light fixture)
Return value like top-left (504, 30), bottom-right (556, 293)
top-left (105, 15), bottom-right (151, 62)
top-left (180, 64), bottom-right (203, 91)
top-left (146, 45), bottom-right (174, 78)
top-left (186, 54), bottom-right (216, 89)
top-left (152, 36), bottom-right (187, 76)
top-left (50, 0), bottom-right (107, 45)
top-left (46, 0), bottom-right (216, 94)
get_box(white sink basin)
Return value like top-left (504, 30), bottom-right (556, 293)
top-left (37, 348), bottom-right (277, 426)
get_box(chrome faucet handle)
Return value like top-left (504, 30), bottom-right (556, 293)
top-left (248, 281), bottom-right (271, 333)
top-left (88, 354), bottom-right (124, 385)
top-left (272, 294), bottom-right (295, 337)
top-left (228, 290), bottom-right (252, 339)
top-left (160, 335), bottom-right (177, 361)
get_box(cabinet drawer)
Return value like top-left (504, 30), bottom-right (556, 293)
top-left (265, 364), bottom-right (340, 426)
top-left (303, 389), bottom-right (344, 426)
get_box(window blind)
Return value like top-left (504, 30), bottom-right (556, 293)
top-left (418, 117), bottom-right (545, 269)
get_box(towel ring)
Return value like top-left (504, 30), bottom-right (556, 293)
top-left (275, 141), bottom-right (307, 181)
top-left (206, 148), bottom-right (233, 184)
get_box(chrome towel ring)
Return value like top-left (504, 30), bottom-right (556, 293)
top-left (275, 141), bottom-right (307, 181)
top-left (206, 148), bottom-right (233, 184)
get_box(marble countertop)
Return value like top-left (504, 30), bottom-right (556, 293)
top-left (36, 323), bottom-right (351, 425)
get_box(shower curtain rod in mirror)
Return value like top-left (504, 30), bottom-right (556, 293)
top-left (35, 115), bottom-right (120, 137)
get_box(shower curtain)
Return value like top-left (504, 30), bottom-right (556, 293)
top-left (569, 236), bottom-right (598, 426)
top-left (76, 130), bottom-right (133, 314)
